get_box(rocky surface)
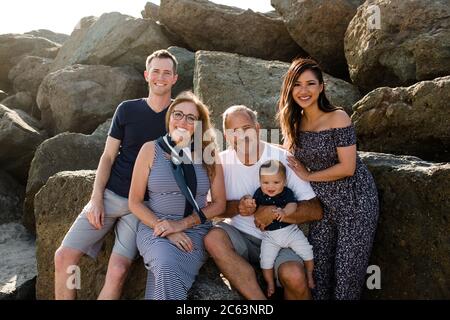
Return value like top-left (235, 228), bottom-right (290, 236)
top-left (141, 2), bottom-right (160, 21)
top-left (51, 12), bottom-right (176, 73)
top-left (0, 34), bottom-right (59, 92)
top-left (271, 0), bottom-right (363, 78)
top-left (0, 223), bottom-right (36, 300)
top-left (37, 64), bottom-right (145, 135)
top-left (345, 0), bottom-right (450, 92)
top-left (360, 152), bottom-right (450, 299)
top-left (167, 46), bottom-right (195, 96)
top-left (0, 104), bottom-right (47, 182)
top-left (23, 120), bottom-right (110, 234)
top-left (0, 170), bottom-right (25, 224)
top-left (25, 29), bottom-right (69, 44)
top-left (0, 92), bottom-right (36, 118)
top-left (8, 55), bottom-right (53, 118)
top-left (352, 76), bottom-right (450, 162)
top-left (194, 51), bottom-right (360, 131)
top-left (159, 0), bottom-right (306, 62)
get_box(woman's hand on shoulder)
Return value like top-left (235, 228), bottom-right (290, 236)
top-left (287, 155), bottom-right (311, 181)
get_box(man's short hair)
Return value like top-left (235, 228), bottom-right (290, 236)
top-left (222, 105), bottom-right (258, 131)
top-left (146, 49), bottom-right (178, 74)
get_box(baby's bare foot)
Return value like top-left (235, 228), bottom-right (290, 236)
top-left (267, 283), bottom-right (275, 297)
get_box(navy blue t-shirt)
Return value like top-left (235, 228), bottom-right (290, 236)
top-left (253, 187), bottom-right (298, 231)
top-left (106, 98), bottom-right (169, 200)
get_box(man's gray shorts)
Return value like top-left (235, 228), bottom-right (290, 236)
top-left (215, 222), bottom-right (304, 287)
top-left (61, 189), bottom-right (144, 260)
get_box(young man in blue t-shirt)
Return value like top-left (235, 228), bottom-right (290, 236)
top-left (54, 49), bottom-right (178, 300)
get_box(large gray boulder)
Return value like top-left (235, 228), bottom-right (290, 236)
top-left (0, 223), bottom-right (36, 300)
top-left (0, 92), bottom-right (36, 117)
top-left (194, 51), bottom-right (360, 131)
top-left (0, 170), bottom-right (25, 224)
top-left (0, 104), bottom-right (47, 182)
top-left (345, 0), bottom-right (450, 93)
top-left (0, 34), bottom-right (60, 92)
top-left (352, 76), bottom-right (450, 162)
top-left (167, 46), bottom-right (195, 96)
top-left (141, 2), bottom-right (160, 21)
top-left (37, 64), bottom-right (146, 135)
top-left (51, 12), bottom-right (176, 73)
top-left (159, 0), bottom-right (306, 62)
top-left (35, 170), bottom-right (241, 299)
top-left (9, 56), bottom-right (53, 100)
top-left (271, 0), bottom-right (363, 78)
top-left (25, 29), bottom-right (69, 45)
top-left (359, 152), bottom-right (450, 299)
top-left (23, 120), bottom-right (110, 234)
top-left (8, 56), bottom-right (53, 118)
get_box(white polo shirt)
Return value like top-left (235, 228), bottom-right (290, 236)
top-left (219, 141), bottom-right (316, 239)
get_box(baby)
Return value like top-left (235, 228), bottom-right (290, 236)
top-left (245, 159), bottom-right (315, 297)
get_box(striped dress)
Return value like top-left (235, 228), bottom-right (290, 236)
top-left (136, 143), bottom-right (212, 300)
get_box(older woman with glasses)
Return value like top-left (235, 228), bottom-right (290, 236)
top-left (129, 91), bottom-right (226, 299)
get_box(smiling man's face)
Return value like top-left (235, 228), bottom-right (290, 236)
top-left (144, 57), bottom-right (178, 96)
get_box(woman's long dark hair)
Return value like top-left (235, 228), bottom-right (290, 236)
top-left (277, 58), bottom-right (342, 151)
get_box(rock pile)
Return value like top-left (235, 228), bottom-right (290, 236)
top-left (0, 0), bottom-right (448, 300)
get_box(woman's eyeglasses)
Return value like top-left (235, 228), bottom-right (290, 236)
top-left (171, 110), bottom-right (199, 125)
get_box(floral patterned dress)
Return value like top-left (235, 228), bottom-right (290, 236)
top-left (295, 124), bottom-right (379, 300)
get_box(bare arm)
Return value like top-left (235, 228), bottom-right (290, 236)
top-left (282, 202), bottom-right (297, 215)
top-left (179, 163), bottom-right (227, 227)
top-left (199, 163), bottom-right (226, 220)
top-left (86, 136), bottom-right (121, 229)
top-left (129, 142), bottom-right (203, 253)
top-left (217, 200), bottom-right (240, 219)
top-left (91, 136), bottom-right (121, 200)
top-left (288, 111), bottom-right (357, 182)
top-left (281, 197), bottom-right (323, 224)
top-left (309, 145), bottom-right (356, 181)
top-left (275, 202), bottom-right (297, 222)
top-left (128, 141), bottom-right (160, 228)
top-left (254, 197), bottom-right (323, 230)
top-left (216, 194), bottom-right (257, 219)
top-left (287, 145), bottom-right (356, 182)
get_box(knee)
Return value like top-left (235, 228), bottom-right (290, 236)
top-left (204, 229), bottom-right (228, 257)
top-left (54, 247), bottom-right (79, 272)
top-left (278, 262), bottom-right (308, 293)
top-left (106, 261), bottom-right (130, 284)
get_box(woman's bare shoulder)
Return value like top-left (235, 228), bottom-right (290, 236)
top-left (328, 109), bottom-right (352, 129)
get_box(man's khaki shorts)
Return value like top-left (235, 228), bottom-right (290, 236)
top-left (61, 189), bottom-right (144, 260)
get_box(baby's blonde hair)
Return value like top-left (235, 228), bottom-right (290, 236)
top-left (259, 160), bottom-right (286, 179)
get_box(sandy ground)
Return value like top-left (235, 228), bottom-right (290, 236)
top-left (0, 222), bottom-right (36, 296)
